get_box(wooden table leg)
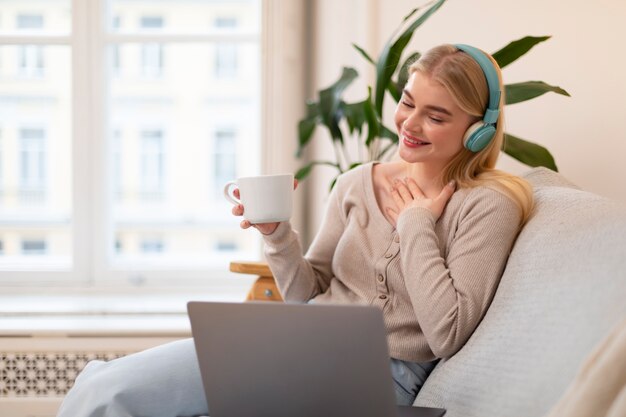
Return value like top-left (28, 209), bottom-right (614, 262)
top-left (230, 261), bottom-right (283, 302)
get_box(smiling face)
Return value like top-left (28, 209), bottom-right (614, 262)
top-left (394, 71), bottom-right (475, 172)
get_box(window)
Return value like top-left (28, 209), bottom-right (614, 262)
top-left (140, 129), bottom-right (165, 198)
top-left (213, 16), bottom-right (238, 78)
top-left (215, 43), bottom-right (238, 78)
top-left (216, 241), bottom-right (237, 252)
top-left (140, 16), bottom-right (164, 78)
top-left (0, 129), bottom-right (3, 193)
top-left (112, 129), bottom-right (122, 198)
top-left (141, 238), bottom-right (164, 254)
top-left (111, 16), bottom-right (121, 76)
top-left (17, 15), bottom-right (44, 29)
top-left (213, 128), bottom-right (237, 195)
top-left (19, 127), bottom-right (47, 203)
top-left (214, 17), bottom-right (237, 28)
top-left (17, 14), bottom-right (45, 77)
top-left (0, 0), bottom-right (265, 287)
top-left (21, 239), bottom-right (47, 256)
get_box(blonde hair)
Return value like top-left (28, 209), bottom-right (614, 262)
top-left (409, 44), bottom-right (534, 226)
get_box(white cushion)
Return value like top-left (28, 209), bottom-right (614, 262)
top-left (414, 168), bottom-right (626, 417)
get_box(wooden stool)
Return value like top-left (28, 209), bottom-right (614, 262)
top-left (229, 261), bottom-right (282, 302)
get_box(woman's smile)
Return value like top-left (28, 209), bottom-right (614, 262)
top-left (402, 131), bottom-right (431, 148)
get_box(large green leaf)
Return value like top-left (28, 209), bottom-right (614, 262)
top-left (379, 124), bottom-right (398, 142)
top-left (318, 67), bottom-right (359, 142)
top-left (503, 133), bottom-right (558, 171)
top-left (375, 125), bottom-right (400, 160)
top-left (505, 81), bottom-right (570, 105)
top-left (342, 99), bottom-right (367, 136)
top-left (296, 101), bottom-right (320, 157)
top-left (492, 36), bottom-right (550, 69)
top-left (387, 51), bottom-right (421, 102)
top-left (396, 52), bottom-right (421, 97)
top-left (352, 43), bottom-right (375, 65)
top-left (363, 87), bottom-right (380, 146)
top-left (295, 160), bottom-right (341, 181)
top-left (375, 0), bottom-right (447, 116)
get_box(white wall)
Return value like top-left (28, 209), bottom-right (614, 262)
top-left (303, 0), bottom-right (626, 246)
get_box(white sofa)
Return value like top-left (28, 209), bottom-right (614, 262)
top-left (414, 167), bottom-right (626, 416)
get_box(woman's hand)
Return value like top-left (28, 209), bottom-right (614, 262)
top-left (386, 178), bottom-right (456, 226)
top-left (231, 179), bottom-right (298, 235)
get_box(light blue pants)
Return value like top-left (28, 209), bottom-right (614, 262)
top-left (57, 338), bottom-right (436, 417)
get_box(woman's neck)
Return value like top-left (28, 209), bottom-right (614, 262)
top-left (395, 161), bottom-right (445, 198)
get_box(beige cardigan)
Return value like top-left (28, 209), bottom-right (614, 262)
top-left (263, 163), bottom-right (521, 362)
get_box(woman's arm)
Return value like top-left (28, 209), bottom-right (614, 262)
top-left (262, 182), bottom-right (347, 302)
top-left (397, 188), bottom-right (521, 358)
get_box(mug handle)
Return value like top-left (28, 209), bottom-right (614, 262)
top-left (223, 181), bottom-right (241, 205)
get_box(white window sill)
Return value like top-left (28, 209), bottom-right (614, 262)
top-left (0, 283), bottom-right (254, 337)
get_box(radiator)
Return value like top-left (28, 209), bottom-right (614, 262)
top-left (0, 336), bottom-right (185, 417)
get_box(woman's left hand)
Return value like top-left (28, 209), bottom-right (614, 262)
top-left (386, 178), bottom-right (456, 226)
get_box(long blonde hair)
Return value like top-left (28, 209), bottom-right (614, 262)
top-left (409, 44), bottom-right (534, 225)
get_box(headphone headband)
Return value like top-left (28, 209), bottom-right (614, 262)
top-left (454, 44), bottom-right (501, 124)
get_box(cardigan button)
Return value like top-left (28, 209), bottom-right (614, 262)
top-left (384, 253), bottom-right (393, 259)
top-left (377, 274), bottom-right (384, 282)
top-left (379, 294), bottom-right (387, 300)
top-left (394, 235), bottom-right (400, 243)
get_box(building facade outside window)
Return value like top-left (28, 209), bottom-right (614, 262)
top-left (0, 0), bottom-right (264, 287)
top-left (19, 127), bottom-right (46, 204)
top-left (140, 16), bottom-right (164, 78)
top-left (213, 128), bottom-right (236, 197)
top-left (140, 128), bottom-right (165, 199)
top-left (17, 14), bottom-right (45, 78)
top-left (21, 239), bottom-right (47, 255)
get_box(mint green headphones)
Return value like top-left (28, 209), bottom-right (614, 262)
top-left (454, 44), bottom-right (502, 152)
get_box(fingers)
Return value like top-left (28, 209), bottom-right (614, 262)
top-left (386, 207), bottom-right (398, 227)
top-left (390, 186), bottom-right (405, 208)
top-left (405, 177), bottom-right (424, 198)
top-left (392, 179), bottom-right (414, 201)
top-left (240, 219), bottom-right (252, 229)
top-left (231, 204), bottom-right (244, 216)
top-left (435, 180), bottom-right (456, 205)
top-left (294, 179), bottom-right (299, 190)
top-left (233, 188), bottom-right (240, 199)
top-left (430, 181), bottom-right (456, 219)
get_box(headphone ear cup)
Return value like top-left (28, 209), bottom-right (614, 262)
top-left (464, 121), bottom-right (496, 152)
top-left (463, 121), bottom-right (484, 149)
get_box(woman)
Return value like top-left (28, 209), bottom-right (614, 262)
top-left (236, 43), bottom-right (533, 405)
top-left (56, 44), bottom-right (533, 417)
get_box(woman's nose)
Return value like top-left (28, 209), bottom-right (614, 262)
top-left (402, 112), bottom-right (422, 133)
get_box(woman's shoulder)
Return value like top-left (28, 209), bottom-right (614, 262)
top-left (334, 162), bottom-right (375, 190)
top-left (451, 184), bottom-right (520, 220)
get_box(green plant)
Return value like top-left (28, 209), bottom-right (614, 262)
top-left (295, 0), bottom-right (570, 189)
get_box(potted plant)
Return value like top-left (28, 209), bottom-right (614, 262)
top-left (295, 0), bottom-right (570, 189)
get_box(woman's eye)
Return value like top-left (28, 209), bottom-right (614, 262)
top-left (401, 100), bottom-right (414, 108)
top-left (429, 116), bottom-right (443, 123)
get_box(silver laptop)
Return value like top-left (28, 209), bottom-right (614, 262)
top-left (188, 301), bottom-right (446, 417)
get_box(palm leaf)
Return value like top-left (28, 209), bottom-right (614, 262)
top-left (296, 101), bottom-right (320, 157)
top-left (374, 0), bottom-right (447, 115)
top-left (295, 160), bottom-right (341, 181)
top-left (493, 36), bottom-right (551, 69)
top-left (503, 133), bottom-right (558, 171)
top-left (505, 81), bottom-right (570, 105)
top-left (318, 67), bottom-right (358, 142)
top-left (352, 43), bottom-right (375, 65)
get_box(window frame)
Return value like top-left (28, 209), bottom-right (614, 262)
top-left (0, 0), bottom-right (306, 291)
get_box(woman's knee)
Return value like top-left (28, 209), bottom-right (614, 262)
top-left (58, 338), bottom-right (208, 417)
top-left (58, 359), bottom-right (131, 417)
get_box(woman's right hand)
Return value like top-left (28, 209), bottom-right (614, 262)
top-left (231, 179), bottom-right (298, 236)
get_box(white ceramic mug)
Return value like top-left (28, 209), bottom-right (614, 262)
top-left (223, 174), bottom-right (294, 223)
